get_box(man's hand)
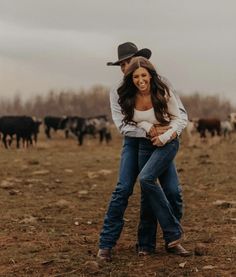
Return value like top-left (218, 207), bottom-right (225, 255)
top-left (148, 125), bottom-right (171, 138)
top-left (148, 125), bottom-right (159, 137)
top-left (151, 136), bottom-right (164, 147)
top-left (154, 125), bottom-right (172, 135)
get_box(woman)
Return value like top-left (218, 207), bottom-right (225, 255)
top-left (118, 56), bottom-right (183, 251)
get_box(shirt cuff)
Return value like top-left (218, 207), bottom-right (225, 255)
top-left (137, 121), bottom-right (153, 133)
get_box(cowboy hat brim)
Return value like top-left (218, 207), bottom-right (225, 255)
top-left (107, 48), bottom-right (152, 66)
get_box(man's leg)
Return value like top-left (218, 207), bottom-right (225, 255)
top-left (99, 137), bottom-right (139, 251)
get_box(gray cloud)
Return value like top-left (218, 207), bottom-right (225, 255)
top-left (0, 0), bottom-right (235, 103)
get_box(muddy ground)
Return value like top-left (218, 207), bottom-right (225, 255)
top-left (0, 128), bottom-right (235, 277)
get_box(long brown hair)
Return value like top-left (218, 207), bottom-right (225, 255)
top-left (118, 57), bottom-right (171, 125)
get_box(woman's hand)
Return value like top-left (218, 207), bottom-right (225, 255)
top-left (151, 136), bottom-right (164, 147)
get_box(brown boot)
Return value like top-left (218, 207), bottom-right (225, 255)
top-left (97, 249), bottom-right (112, 262)
top-left (138, 250), bottom-right (152, 256)
top-left (165, 243), bottom-right (192, 257)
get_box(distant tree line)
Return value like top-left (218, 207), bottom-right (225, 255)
top-left (180, 92), bottom-right (234, 120)
top-left (0, 86), bottom-right (234, 121)
top-left (0, 85), bottom-right (111, 119)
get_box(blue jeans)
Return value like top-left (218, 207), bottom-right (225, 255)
top-left (138, 138), bottom-right (182, 245)
top-left (99, 137), bottom-right (139, 249)
top-left (99, 137), bottom-right (182, 249)
top-left (137, 138), bottom-right (183, 252)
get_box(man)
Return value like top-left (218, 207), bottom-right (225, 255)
top-left (97, 42), bottom-right (190, 261)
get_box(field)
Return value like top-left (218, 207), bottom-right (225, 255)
top-left (0, 128), bottom-right (235, 277)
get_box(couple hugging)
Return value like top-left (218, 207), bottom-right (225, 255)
top-left (97, 42), bottom-right (191, 261)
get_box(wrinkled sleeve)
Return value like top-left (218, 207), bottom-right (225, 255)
top-left (161, 76), bottom-right (188, 136)
top-left (158, 90), bottom-right (187, 145)
top-left (173, 91), bottom-right (188, 135)
top-left (109, 83), bottom-right (147, 138)
top-left (137, 121), bottom-right (153, 133)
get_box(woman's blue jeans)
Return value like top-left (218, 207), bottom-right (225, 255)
top-left (138, 138), bottom-right (182, 245)
top-left (99, 137), bottom-right (183, 250)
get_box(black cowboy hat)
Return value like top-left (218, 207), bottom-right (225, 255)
top-left (107, 42), bottom-right (152, 66)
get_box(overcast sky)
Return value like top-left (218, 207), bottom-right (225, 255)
top-left (0, 0), bottom-right (235, 104)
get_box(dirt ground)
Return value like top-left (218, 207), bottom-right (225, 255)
top-left (0, 128), bottom-right (235, 277)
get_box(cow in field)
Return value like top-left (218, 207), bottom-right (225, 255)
top-left (86, 115), bottom-right (112, 144)
top-left (0, 116), bottom-right (40, 148)
top-left (65, 115), bottom-right (112, 145)
top-left (63, 116), bottom-right (89, 145)
top-left (229, 113), bottom-right (236, 131)
top-left (196, 118), bottom-right (221, 138)
top-left (31, 118), bottom-right (42, 144)
top-left (220, 120), bottom-right (233, 138)
top-left (43, 116), bottom-right (69, 139)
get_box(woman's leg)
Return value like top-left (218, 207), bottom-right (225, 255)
top-left (139, 139), bottom-right (182, 244)
top-left (159, 162), bottom-right (183, 221)
top-left (137, 139), bottom-right (157, 253)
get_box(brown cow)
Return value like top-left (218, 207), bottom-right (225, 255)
top-left (196, 118), bottom-right (221, 138)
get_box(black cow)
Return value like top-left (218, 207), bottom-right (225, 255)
top-left (196, 118), bottom-right (221, 138)
top-left (44, 116), bottom-right (69, 139)
top-left (0, 116), bottom-right (39, 148)
top-left (31, 118), bottom-right (42, 144)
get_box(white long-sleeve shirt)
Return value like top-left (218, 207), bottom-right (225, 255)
top-left (133, 90), bottom-right (181, 145)
top-left (109, 80), bottom-right (188, 138)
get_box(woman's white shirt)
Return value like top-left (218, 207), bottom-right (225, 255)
top-left (133, 90), bottom-right (181, 145)
top-left (109, 81), bottom-right (188, 138)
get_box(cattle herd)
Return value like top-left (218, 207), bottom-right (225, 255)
top-left (0, 113), bottom-right (236, 149)
top-left (186, 113), bottom-right (236, 141)
top-left (0, 115), bottom-right (112, 149)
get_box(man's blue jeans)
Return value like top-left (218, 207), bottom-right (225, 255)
top-left (99, 137), bottom-right (139, 249)
top-left (99, 137), bottom-right (183, 250)
top-left (138, 138), bottom-right (182, 246)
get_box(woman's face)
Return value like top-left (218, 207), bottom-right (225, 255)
top-left (132, 67), bottom-right (151, 93)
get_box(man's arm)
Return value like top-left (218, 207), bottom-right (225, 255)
top-left (172, 91), bottom-right (188, 135)
top-left (160, 76), bottom-right (188, 136)
top-left (109, 84), bottom-right (147, 137)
